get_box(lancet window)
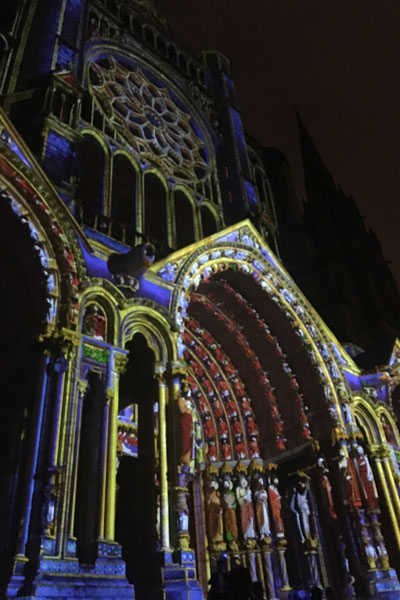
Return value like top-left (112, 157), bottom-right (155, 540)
top-left (174, 190), bottom-right (195, 249)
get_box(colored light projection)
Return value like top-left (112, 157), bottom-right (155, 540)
top-left (88, 56), bottom-right (209, 183)
top-left (118, 404), bottom-right (138, 457)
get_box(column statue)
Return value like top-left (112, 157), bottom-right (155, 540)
top-left (290, 480), bottom-right (312, 542)
top-left (338, 449), bottom-right (362, 508)
top-left (267, 476), bottom-right (285, 536)
top-left (222, 475), bottom-right (238, 544)
top-left (178, 391), bottom-right (194, 467)
top-left (317, 457), bottom-right (337, 520)
top-left (353, 446), bottom-right (379, 510)
top-left (236, 474), bottom-right (256, 539)
top-left (253, 476), bottom-right (271, 539)
top-left (207, 479), bottom-right (224, 547)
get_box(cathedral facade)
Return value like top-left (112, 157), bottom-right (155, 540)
top-left (1, 1), bottom-right (400, 599)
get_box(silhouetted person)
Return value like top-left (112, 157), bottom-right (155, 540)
top-left (288, 586), bottom-right (311, 600)
top-left (208, 557), bottom-right (229, 600)
top-left (310, 586), bottom-right (323, 600)
top-left (227, 555), bottom-right (252, 600)
top-left (252, 580), bottom-right (265, 599)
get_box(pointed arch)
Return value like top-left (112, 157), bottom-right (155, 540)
top-left (352, 397), bottom-right (381, 444)
top-left (155, 222), bottom-right (355, 457)
top-left (111, 151), bottom-right (139, 243)
top-left (79, 131), bottom-right (108, 227)
top-left (120, 304), bottom-right (175, 363)
top-left (80, 286), bottom-right (122, 346)
top-left (173, 187), bottom-right (196, 249)
top-left (200, 202), bottom-right (219, 237)
top-left (143, 170), bottom-right (169, 252)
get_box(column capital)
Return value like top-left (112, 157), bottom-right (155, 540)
top-left (114, 352), bottom-right (129, 375)
top-left (169, 361), bottom-right (188, 380)
top-left (76, 379), bottom-right (88, 395)
top-left (154, 366), bottom-right (167, 384)
top-left (106, 388), bottom-right (115, 404)
top-left (41, 328), bottom-right (81, 359)
top-left (369, 444), bottom-right (391, 460)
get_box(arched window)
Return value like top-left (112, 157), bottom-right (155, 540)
top-left (144, 172), bottom-right (167, 249)
top-left (111, 154), bottom-right (136, 243)
top-left (80, 134), bottom-right (105, 228)
top-left (174, 190), bottom-right (195, 249)
top-left (201, 205), bottom-right (218, 237)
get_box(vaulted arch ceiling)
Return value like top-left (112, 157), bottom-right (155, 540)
top-left (183, 268), bottom-right (336, 463)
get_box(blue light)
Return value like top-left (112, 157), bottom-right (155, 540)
top-left (137, 277), bottom-right (171, 308)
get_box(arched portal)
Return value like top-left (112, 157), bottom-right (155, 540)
top-left (153, 223), bottom-right (389, 597)
top-left (0, 196), bottom-right (50, 595)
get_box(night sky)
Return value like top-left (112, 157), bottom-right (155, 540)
top-left (157, 0), bottom-right (400, 284)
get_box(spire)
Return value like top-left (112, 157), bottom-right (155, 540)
top-left (296, 111), bottom-right (337, 206)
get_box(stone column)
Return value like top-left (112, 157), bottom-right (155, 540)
top-left (304, 537), bottom-right (322, 588)
top-left (276, 538), bottom-right (291, 592)
top-left (370, 445), bottom-right (400, 556)
top-left (104, 352), bottom-right (128, 541)
top-left (38, 347), bottom-right (69, 556)
top-left (155, 366), bottom-right (171, 551)
top-left (261, 540), bottom-right (277, 600)
top-left (15, 350), bottom-right (50, 558)
top-left (66, 378), bottom-right (88, 548)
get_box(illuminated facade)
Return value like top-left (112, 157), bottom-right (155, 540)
top-left (2, 1), bottom-right (400, 599)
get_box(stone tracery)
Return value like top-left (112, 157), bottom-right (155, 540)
top-left (88, 55), bottom-right (209, 183)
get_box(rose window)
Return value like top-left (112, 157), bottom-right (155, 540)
top-left (88, 56), bottom-right (209, 183)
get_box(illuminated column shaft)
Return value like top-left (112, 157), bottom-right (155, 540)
top-left (47, 356), bottom-right (69, 467)
top-left (97, 397), bottom-right (109, 540)
top-left (16, 353), bottom-right (50, 556)
top-left (158, 372), bottom-right (170, 550)
top-left (53, 340), bottom-right (80, 551)
top-left (104, 354), bottom-right (127, 541)
top-left (374, 455), bottom-right (400, 553)
top-left (305, 551), bottom-right (321, 588)
top-left (277, 544), bottom-right (291, 592)
top-left (247, 552), bottom-right (257, 581)
top-left (382, 455), bottom-right (400, 524)
top-left (67, 379), bottom-right (87, 540)
top-left (262, 550), bottom-right (277, 600)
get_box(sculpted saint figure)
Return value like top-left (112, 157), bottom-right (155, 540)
top-left (268, 477), bottom-right (284, 536)
top-left (236, 474), bottom-right (256, 539)
top-left (83, 304), bottom-right (106, 340)
top-left (317, 457), bottom-right (337, 519)
top-left (253, 477), bottom-right (271, 538)
top-left (290, 480), bottom-right (311, 543)
top-left (178, 391), bottom-right (193, 466)
top-left (338, 449), bottom-right (362, 508)
top-left (353, 446), bottom-right (378, 510)
top-left (207, 480), bottom-right (224, 545)
top-left (222, 476), bottom-right (238, 542)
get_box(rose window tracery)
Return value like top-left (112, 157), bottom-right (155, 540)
top-left (88, 56), bottom-right (209, 183)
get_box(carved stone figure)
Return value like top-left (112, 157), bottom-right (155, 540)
top-left (178, 392), bottom-right (194, 467)
top-left (290, 480), bottom-right (311, 542)
top-left (222, 476), bottom-right (238, 542)
top-left (268, 477), bottom-right (284, 536)
top-left (317, 457), bottom-right (337, 519)
top-left (253, 477), bottom-right (271, 538)
top-left (207, 480), bottom-right (224, 545)
top-left (338, 449), bottom-right (362, 508)
top-left (236, 474), bottom-right (256, 539)
top-left (353, 446), bottom-right (379, 510)
top-left (83, 304), bottom-right (106, 340)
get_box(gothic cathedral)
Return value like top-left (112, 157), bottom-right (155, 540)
top-left (1, 1), bottom-right (400, 599)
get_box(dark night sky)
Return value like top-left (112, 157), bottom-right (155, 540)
top-left (157, 0), bottom-right (400, 284)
